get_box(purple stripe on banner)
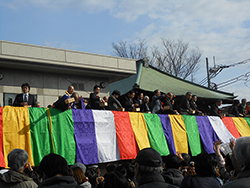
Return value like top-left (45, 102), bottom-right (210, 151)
top-left (72, 109), bottom-right (99, 164)
top-left (158, 114), bottom-right (176, 154)
top-left (195, 116), bottom-right (219, 154)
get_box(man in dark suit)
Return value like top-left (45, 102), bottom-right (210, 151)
top-left (88, 85), bottom-right (104, 110)
top-left (108, 90), bottom-right (123, 111)
top-left (133, 92), bottom-right (144, 112)
top-left (210, 99), bottom-right (223, 117)
top-left (120, 90), bottom-right (136, 112)
top-left (180, 92), bottom-right (195, 115)
top-left (162, 92), bottom-right (178, 114)
top-left (13, 83), bottom-right (37, 107)
top-left (151, 90), bottom-right (166, 114)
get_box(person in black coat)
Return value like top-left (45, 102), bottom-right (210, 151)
top-left (190, 95), bottom-right (203, 115)
top-left (88, 85), bottom-right (104, 110)
top-left (120, 90), bottom-right (136, 112)
top-left (162, 92), bottom-right (178, 114)
top-left (13, 83), bottom-right (37, 107)
top-left (228, 100), bottom-right (243, 117)
top-left (180, 92), bottom-right (194, 115)
top-left (108, 90), bottom-right (123, 111)
top-left (133, 92), bottom-right (144, 112)
top-left (210, 99), bottom-right (223, 117)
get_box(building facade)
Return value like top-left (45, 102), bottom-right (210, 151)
top-left (0, 40), bottom-right (136, 107)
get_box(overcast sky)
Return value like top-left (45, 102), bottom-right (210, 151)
top-left (0, 0), bottom-right (250, 100)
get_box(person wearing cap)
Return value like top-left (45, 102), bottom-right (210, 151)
top-left (134, 147), bottom-right (178, 188)
top-left (71, 163), bottom-right (91, 188)
top-left (108, 90), bottom-right (123, 111)
top-left (0, 149), bottom-right (38, 188)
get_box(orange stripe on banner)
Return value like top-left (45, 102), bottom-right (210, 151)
top-left (221, 117), bottom-right (241, 138)
top-left (2, 106), bottom-right (34, 167)
top-left (46, 108), bottom-right (55, 153)
top-left (112, 111), bottom-right (138, 160)
top-left (169, 115), bottom-right (189, 154)
top-left (232, 117), bottom-right (250, 136)
top-left (129, 112), bottom-right (150, 150)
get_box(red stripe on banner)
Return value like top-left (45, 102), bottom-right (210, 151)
top-left (221, 117), bottom-right (241, 139)
top-left (0, 107), bottom-right (5, 167)
top-left (112, 111), bottom-right (139, 160)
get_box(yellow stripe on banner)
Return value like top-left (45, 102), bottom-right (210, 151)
top-left (3, 106), bottom-right (34, 167)
top-left (169, 115), bottom-right (189, 154)
top-left (232, 117), bottom-right (250, 136)
top-left (129, 112), bottom-right (150, 150)
top-left (46, 108), bottom-right (55, 153)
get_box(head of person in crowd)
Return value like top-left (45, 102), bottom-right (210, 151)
top-left (67, 85), bottom-right (75, 95)
top-left (134, 148), bottom-right (163, 182)
top-left (38, 153), bottom-right (71, 180)
top-left (137, 92), bottom-right (144, 100)
top-left (21, 83), bottom-right (30, 94)
top-left (128, 90), bottom-right (135, 99)
top-left (36, 102), bottom-right (41, 108)
top-left (241, 98), bottom-right (247, 106)
top-left (8, 148), bottom-right (29, 172)
top-left (85, 168), bottom-right (100, 188)
top-left (103, 96), bottom-right (108, 102)
top-left (232, 137), bottom-right (250, 176)
top-left (144, 96), bottom-right (149, 104)
top-left (114, 165), bottom-right (127, 177)
top-left (121, 163), bottom-right (135, 180)
top-left (185, 92), bottom-right (192, 100)
top-left (71, 167), bottom-right (89, 185)
top-left (154, 89), bottom-right (161, 96)
top-left (194, 151), bottom-right (217, 177)
top-left (181, 153), bottom-right (192, 165)
top-left (72, 92), bottom-right (79, 102)
top-left (192, 95), bottom-right (197, 102)
top-left (216, 99), bottom-right (223, 106)
top-left (111, 90), bottom-right (121, 99)
top-left (104, 171), bottom-right (130, 188)
top-left (93, 85), bottom-right (100, 94)
top-left (233, 100), bottom-right (240, 107)
top-left (164, 154), bottom-right (181, 169)
top-left (166, 92), bottom-right (174, 100)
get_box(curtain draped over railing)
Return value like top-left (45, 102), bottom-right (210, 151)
top-left (1, 106), bottom-right (250, 167)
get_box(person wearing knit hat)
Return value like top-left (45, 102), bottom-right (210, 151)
top-left (134, 148), bottom-right (178, 188)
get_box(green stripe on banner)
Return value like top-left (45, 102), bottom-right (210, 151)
top-left (182, 115), bottom-right (202, 156)
top-left (143, 113), bottom-right (170, 155)
top-left (244, 118), bottom-right (250, 128)
top-left (49, 108), bottom-right (76, 165)
top-left (29, 107), bottom-right (54, 166)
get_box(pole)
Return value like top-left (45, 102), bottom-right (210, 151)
top-left (206, 58), bottom-right (210, 88)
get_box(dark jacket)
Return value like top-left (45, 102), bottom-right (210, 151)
top-left (0, 170), bottom-right (38, 188)
top-left (228, 105), bottom-right (240, 117)
top-left (161, 98), bottom-right (176, 114)
top-left (138, 172), bottom-right (178, 188)
top-left (151, 95), bottom-right (165, 114)
top-left (108, 95), bottom-right (122, 111)
top-left (38, 176), bottom-right (81, 188)
top-left (133, 97), bottom-right (144, 112)
top-left (210, 104), bottom-right (221, 116)
top-left (88, 93), bottom-right (101, 110)
top-left (180, 97), bottom-right (191, 111)
top-left (13, 93), bottom-right (37, 107)
top-left (121, 95), bottom-right (133, 112)
top-left (180, 175), bottom-right (220, 188)
top-left (221, 169), bottom-right (250, 188)
top-left (162, 169), bottom-right (184, 187)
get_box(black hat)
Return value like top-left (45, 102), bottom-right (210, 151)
top-left (135, 148), bottom-right (162, 167)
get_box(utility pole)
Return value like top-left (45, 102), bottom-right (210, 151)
top-left (206, 57), bottom-right (210, 88)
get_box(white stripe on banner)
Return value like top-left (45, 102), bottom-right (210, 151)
top-left (208, 116), bottom-right (235, 143)
top-left (92, 110), bottom-right (121, 163)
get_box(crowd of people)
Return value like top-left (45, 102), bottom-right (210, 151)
top-left (11, 83), bottom-right (250, 118)
top-left (1, 137), bottom-right (250, 188)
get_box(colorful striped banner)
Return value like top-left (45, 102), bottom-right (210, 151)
top-left (1, 106), bottom-right (250, 167)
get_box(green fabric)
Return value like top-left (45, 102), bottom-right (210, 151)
top-left (244, 117), bottom-right (250, 128)
top-left (29, 107), bottom-right (53, 166)
top-left (143, 113), bottom-right (170, 155)
top-left (49, 108), bottom-right (76, 165)
top-left (182, 115), bottom-right (202, 156)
